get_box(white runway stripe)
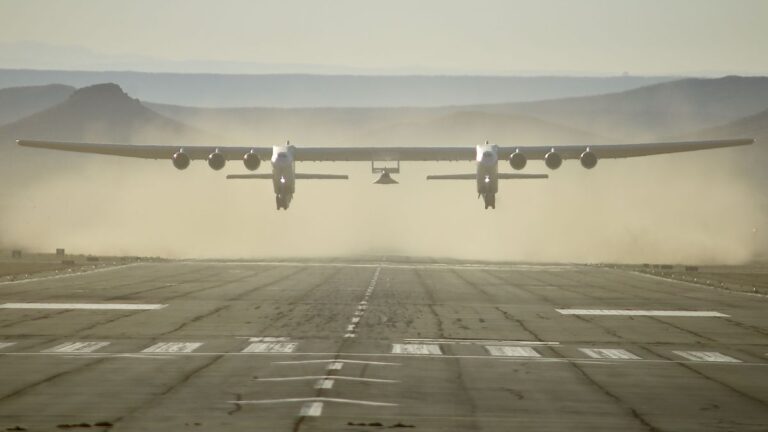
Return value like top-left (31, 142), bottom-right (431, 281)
top-left (0, 342), bottom-right (16, 350)
top-left (556, 309), bottom-right (728, 317)
top-left (242, 342), bottom-right (297, 353)
top-left (141, 342), bottom-right (203, 353)
top-left (580, 348), bottom-right (640, 360)
top-left (673, 351), bottom-right (741, 362)
top-left (327, 362), bottom-right (344, 370)
top-left (44, 342), bottom-right (110, 353)
top-left (485, 346), bottom-right (541, 357)
top-left (392, 344), bottom-right (442, 355)
top-left (0, 303), bottom-right (166, 310)
top-left (314, 379), bottom-right (334, 389)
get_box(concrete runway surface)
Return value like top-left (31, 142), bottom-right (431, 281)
top-left (0, 258), bottom-right (766, 431)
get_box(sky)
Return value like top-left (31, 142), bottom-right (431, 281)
top-left (0, 0), bottom-right (767, 75)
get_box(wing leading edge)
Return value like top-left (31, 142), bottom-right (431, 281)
top-left (17, 138), bottom-right (752, 162)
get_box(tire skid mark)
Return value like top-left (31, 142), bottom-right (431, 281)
top-left (646, 316), bottom-right (718, 343)
top-left (448, 269), bottom-right (498, 301)
top-left (111, 354), bottom-right (225, 427)
top-left (652, 350), bottom-right (768, 408)
top-left (0, 267), bottom-right (211, 330)
top-left (0, 358), bottom-right (108, 404)
top-left (228, 266), bottom-right (312, 301)
top-left (158, 304), bottom-right (230, 336)
top-left (494, 306), bottom-right (545, 342)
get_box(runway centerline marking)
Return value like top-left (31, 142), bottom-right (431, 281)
top-left (392, 344), bottom-right (442, 355)
top-left (44, 342), bottom-right (110, 353)
top-left (242, 342), bottom-right (297, 353)
top-left (315, 379), bottom-right (334, 389)
top-left (485, 346), bottom-right (541, 357)
top-left (673, 351), bottom-right (741, 363)
top-left (275, 359), bottom-right (400, 366)
top-left (0, 303), bottom-right (167, 310)
top-left (327, 362), bottom-right (344, 370)
top-left (256, 376), bottom-right (397, 383)
top-left (580, 348), bottom-right (640, 360)
top-left (300, 401), bottom-right (324, 416)
top-left (342, 266), bottom-right (380, 338)
top-left (407, 338), bottom-right (560, 346)
top-left (228, 397), bottom-right (397, 407)
top-left (142, 342), bottom-right (203, 353)
top-left (0, 342), bottom-right (16, 350)
top-left (556, 309), bottom-right (728, 317)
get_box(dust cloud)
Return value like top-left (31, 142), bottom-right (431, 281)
top-left (1, 119), bottom-right (764, 265)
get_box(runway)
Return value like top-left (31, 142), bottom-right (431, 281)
top-left (0, 259), bottom-right (766, 431)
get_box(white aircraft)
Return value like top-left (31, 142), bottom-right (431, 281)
top-left (17, 138), bottom-right (753, 210)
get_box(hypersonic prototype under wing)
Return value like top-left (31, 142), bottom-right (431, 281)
top-left (17, 138), bottom-right (753, 210)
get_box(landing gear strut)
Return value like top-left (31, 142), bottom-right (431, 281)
top-left (276, 194), bottom-right (292, 210)
top-left (482, 193), bottom-right (496, 210)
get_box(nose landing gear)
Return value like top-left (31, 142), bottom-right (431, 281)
top-left (276, 194), bottom-right (292, 210)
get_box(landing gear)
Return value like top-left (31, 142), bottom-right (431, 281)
top-left (275, 194), bottom-right (292, 210)
top-left (482, 193), bottom-right (496, 210)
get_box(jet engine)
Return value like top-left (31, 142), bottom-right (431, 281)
top-left (243, 151), bottom-right (261, 171)
top-left (208, 150), bottom-right (226, 170)
top-left (580, 149), bottom-right (598, 169)
top-left (172, 151), bottom-right (190, 170)
top-left (509, 151), bottom-right (527, 170)
top-left (544, 149), bottom-right (562, 169)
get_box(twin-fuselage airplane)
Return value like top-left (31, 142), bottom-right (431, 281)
top-left (17, 138), bottom-right (753, 210)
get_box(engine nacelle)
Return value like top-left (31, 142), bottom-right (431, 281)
top-left (172, 151), bottom-right (190, 170)
top-left (509, 151), bottom-right (527, 170)
top-left (208, 150), bottom-right (226, 170)
top-left (544, 149), bottom-right (562, 170)
top-left (580, 150), bottom-right (598, 169)
top-left (243, 151), bottom-right (261, 171)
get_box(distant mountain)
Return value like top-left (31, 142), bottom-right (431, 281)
top-left (0, 69), bottom-right (676, 108)
top-left (481, 76), bottom-right (768, 140)
top-left (0, 83), bottom-right (220, 185)
top-left (0, 83), bottom-right (214, 145)
top-left (0, 84), bottom-right (74, 126)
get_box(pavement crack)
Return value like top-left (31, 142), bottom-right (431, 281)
top-left (569, 362), bottom-right (664, 432)
top-left (494, 306), bottom-right (544, 341)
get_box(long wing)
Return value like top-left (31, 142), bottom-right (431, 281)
top-left (496, 138), bottom-right (754, 160)
top-left (17, 140), bottom-right (272, 160)
top-left (17, 138), bottom-right (752, 162)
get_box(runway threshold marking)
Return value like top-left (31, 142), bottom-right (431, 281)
top-left (43, 342), bottom-right (110, 353)
top-left (0, 303), bottom-right (167, 310)
top-left (556, 309), bottom-right (728, 317)
top-left (673, 351), bottom-right (741, 363)
top-left (392, 344), bottom-right (442, 355)
top-left (579, 348), bottom-right (640, 360)
top-left (485, 346), bottom-right (541, 357)
top-left (242, 342), bottom-right (297, 353)
top-left (141, 342), bottom-right (203, 353)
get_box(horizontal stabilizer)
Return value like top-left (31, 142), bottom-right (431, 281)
top-left (227, 173), bottom-right (348, 180)
top-left (226, 174), bottom-right (273, 179)
top-left (295, 173), bottom-right (348, 180)
top-left (427, 173), bottom-right (548, 180)
top-left (498, 173), bottom-right (548, 180)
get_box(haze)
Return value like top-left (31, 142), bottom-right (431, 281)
top-left (1, 0), bottom-right (767, 75)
